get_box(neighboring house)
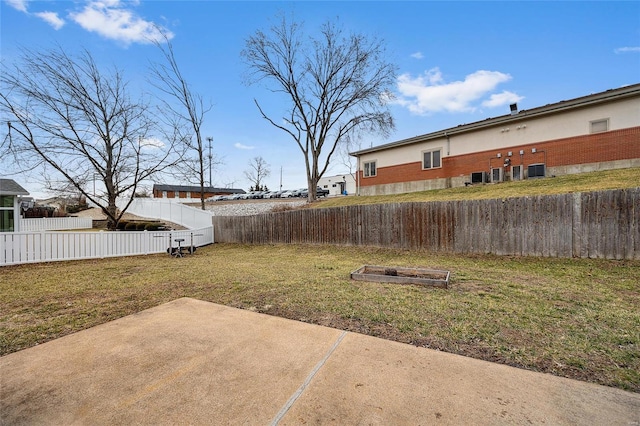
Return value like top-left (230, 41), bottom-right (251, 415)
top-left (0, 179), bottom-right (29, 232)
top-left (152, 184), bottom-right (246, 200)
top-left (351, 84), bottom-right (640, 196)
top-left (317, 173), bottom-right (357, 196)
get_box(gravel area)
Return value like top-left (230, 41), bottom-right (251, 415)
top-left (204, 200), bottom-right (307, 216)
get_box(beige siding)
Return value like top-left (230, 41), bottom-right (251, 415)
top-left (359, 97), bottom-right (639, 169)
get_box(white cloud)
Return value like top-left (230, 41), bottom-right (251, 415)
top-left (6, 0), bottom-right (28, 13)
top-left (410, 52), bottom-right (424, 60)
top-left (614, 46), bottom-right (640, 54)
top-left (394, 67), bottom-right (518, 114)
top-left (234, 143), bottom-right (254, 150)
top-left (34, 11), bottom-right (65, 30)
top-left (139, 137), bottom-right (165, 149)
top-left (481, 91), bottom-right (524, 108)
top-left (69, 0), bottom-right (173, 46)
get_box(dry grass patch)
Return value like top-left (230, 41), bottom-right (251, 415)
top-left (2, 243), bottom-right (639, 392)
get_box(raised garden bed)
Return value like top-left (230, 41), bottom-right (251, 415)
top-left (351, 265), bottom-right (450, 288)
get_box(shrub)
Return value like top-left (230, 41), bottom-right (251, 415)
top-left (136, 222), bottom-right (147, 230)
top-left (144, 223), bottom-right (163, 231)
top-left (117, 221), bottom-right (129, 230)
top-left (124, 222), bottom-right (137, 231)
top-left (271, 204), bottom-right (297, 213)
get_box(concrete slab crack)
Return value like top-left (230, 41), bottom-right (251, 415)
top-left (270, 330), bottom-right (348, 425)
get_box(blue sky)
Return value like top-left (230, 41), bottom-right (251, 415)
top-left (2, 0), bottom-right (639, 197)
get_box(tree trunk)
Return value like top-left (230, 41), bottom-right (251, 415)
top-left (106, 200), bottom-right (118, 230)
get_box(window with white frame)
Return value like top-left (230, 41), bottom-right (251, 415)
top-left (0, 195), bottom-right (15, 232)
top-left (363, 161), bottom-right (377, 177)
top-left (422, 149), bottom-right (442, 170)
top-left (590, 118), bottom-right (609, 133)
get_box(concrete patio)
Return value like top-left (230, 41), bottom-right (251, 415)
top-left (1, 298), bottom-right (638, 425)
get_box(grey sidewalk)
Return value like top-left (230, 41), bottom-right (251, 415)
top-left (1, 298), bottom-right (639, 425)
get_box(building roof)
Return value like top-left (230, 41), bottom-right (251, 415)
top-left (351, 83), bottom-right (640, 156)
top-left (0, 179), bottom-right (30, 196)
top-left (152, 184), bottom-right (246, 194)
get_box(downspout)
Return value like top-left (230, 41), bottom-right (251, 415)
top-left (356, 155), bottom-right (361, 196)
top-left (445, 131), bottom-right (450, 156)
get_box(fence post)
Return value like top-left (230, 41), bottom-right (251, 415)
top-left (99, 230), bottom-right (105, 259)
top-left (143, 229), bottom-right (149, 255)
top-left (40, 230), bottom-right (45, 262)
top-left (572, 192), bottom-right (582, 258)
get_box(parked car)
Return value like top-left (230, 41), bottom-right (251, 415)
top-left (316, 187), bottom-right (330, 197)
top-left (298, 187), bottom-right (329, 198)
top-left (281, 190), bottom-right (296, 198)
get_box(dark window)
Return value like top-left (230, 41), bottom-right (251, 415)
top-left (470, 172), bottom-right (486, 183)
top-left (0, 209), bottom-right (14, 232)
top-left (0, 196), bottom-right (13, 207)
top-left (528, 163), bottom-right (546, 178)
top-left (512, 165), bottom-right (522, 181)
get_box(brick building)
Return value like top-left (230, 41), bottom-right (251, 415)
top-left (350, 84), bottom-right (640, 196)
top-left (152, 184), bottom-right (245, 200)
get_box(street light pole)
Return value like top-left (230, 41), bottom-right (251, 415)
top-left (206, 137), bottom-right (213, 187)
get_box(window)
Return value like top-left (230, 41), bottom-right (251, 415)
top-left (422, 149), bottom-right (442, 170)
top-left (491, 168), bottom-right (503, 183)
top-left (527, 163), bottom-right (546, 179)
top-left (0, 195), bottom-right (15, 232)
top-left (511, 165), bottom-right (523, 181)
top-left (363, 161), bottom-right (377, 177)
top-left (470, 171), bottom-right (486, 184)
top-left (590, 118), bottom-right (609, 133)
top-left (0, 195), bottom-right (13, 208)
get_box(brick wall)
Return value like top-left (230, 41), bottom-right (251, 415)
top-left (152, 190), bottom-right (225, 199)
top-left (360, 127), bottom-right (640, 187)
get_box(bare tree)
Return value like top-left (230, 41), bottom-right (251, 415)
top-left (149, 32), bottom-right (213, 210)
top-left (1, 47), bottom-right (174, 229)
top-left (242, 16), bottom-right (396, 201)
top-left (244, 156), bottom-right (271, 191)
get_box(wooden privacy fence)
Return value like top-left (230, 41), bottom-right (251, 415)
top-left (213, 188), bottom-right (639, 260)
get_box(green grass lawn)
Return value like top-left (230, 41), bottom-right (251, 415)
top-left (311, 167), bottom-right (640, 208)
top-left (2, 243), bottom-right (639, 392)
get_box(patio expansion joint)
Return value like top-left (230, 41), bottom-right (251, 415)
top-left (270, 330), bottom-right (348, 425)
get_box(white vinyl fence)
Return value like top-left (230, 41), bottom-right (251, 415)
top-left (2, 198), bottom-right (215, 266)
top-left (1, 227), bottom-right (213, 266)
top-left (20, 217), bottom-right (94, 232)
top-left (125, 198), bottom-right (213, 229)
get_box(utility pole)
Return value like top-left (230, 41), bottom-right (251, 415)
top-left (206, 137), bottom-right (213, 187)
top-left (280, 166), bottom-right (283, 191)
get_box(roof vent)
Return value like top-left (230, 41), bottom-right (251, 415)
top-left (510, 103), bottom-right (518, 115)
